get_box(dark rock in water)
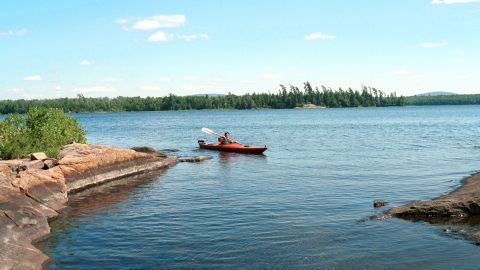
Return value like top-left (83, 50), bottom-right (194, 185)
top-left (131, 146), bottom-right (158, 154)
top-left (387, 172), bottom-right (480, 218)
top-left (179, 155), bottom-right (213, 163)
top-left (131, 146), bottom-right (167, 158)
top-left (373, 200), bottom-right (388, 208)
top-left (31, 152), bottom-right (48, 161)
top-left (161, 148), bottom-right (180, 152)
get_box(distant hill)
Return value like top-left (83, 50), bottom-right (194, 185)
top-left (415, 91), bottom-right (457, 97)
top-left (405, 92), bottom-right (480, 106)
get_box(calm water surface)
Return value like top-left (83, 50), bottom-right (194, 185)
top-left (43, 106), bottom-right (480, 269)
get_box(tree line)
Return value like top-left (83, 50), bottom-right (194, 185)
top-left (404, 94), bottom-right (480, 106)
top-left (0, 82), bottom-right (404, 114)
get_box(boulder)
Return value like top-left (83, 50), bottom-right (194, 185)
top-left (31, 152), bottom-right (48, 161)
top-left (373, 199), bottom-right (388, 208)
top-left (43, 158), bottom-right (58, 169)
top-left (22, 160), bottom-right (46, 170)
top-left (131, 146), bottom-right (167, 158)
top-left (179, 155), bottom-right (213, 163)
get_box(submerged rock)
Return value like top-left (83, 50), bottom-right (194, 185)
top-left (131, 146), bottom-right (168, 158)
top-left (161, 148), bottom-right (180, 152)
top-left (373, 200), bottom-right (388, 208)
top-left (179, 155), bottom-right (213, 163)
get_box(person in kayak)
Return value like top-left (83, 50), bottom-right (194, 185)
top-left (218, 131), bottom-right (236, 144)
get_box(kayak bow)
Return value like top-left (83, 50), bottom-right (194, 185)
top-left (198, 140), bottom-right (267, 154)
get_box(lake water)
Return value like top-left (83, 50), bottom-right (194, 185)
top-left (43, 106), bottom-right (480, 269)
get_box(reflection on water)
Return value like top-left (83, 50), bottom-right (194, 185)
top-left (39, 171), bottom-right (166, 255)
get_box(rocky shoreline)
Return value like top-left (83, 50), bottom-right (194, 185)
top-left (387, 172), bottom-right (480, 244)
top-left (0, 143), bottom-right (178, 270)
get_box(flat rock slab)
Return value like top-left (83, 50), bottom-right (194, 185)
top-left (31, 152), bottom-right (48, 161)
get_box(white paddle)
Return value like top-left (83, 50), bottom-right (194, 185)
top-left (201, 127), bottom-right (222, 137)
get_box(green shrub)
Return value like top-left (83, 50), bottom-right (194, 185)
top-left (0, 108), bottom-right (86, 159)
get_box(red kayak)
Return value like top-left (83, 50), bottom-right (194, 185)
top-left (198, 140), bottom-right (267, 154)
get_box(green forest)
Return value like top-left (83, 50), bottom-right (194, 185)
top-left (0, 82), bottom-right (403, 114)
top-left (404, 94), bottom-right (480, 106)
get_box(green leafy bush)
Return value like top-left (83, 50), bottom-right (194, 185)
top-left (0, 108), bottom-right (86, 159)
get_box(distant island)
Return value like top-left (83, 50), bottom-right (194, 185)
top-left (415, 91), bottom-right (457, 96)
top-left (404, 93), bottom-right (480, 106)
top-left (0, 82), bottom-right (403, 114)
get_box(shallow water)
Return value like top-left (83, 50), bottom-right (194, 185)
top-left (44, 106), bottom-right (480, 269)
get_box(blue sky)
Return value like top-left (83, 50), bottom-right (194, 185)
top-left (1, 0), bottom-right (479, 99)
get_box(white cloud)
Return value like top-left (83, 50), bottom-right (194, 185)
top-left (305, 32), bottom-right (336, 41)
top-left (80, 60), bottom-right (94, 65)
top-left (147, 31), bottom-right (174, 42)
top-left (0, 28), bottom-right (27, 37)
top-left (420, 42), bottom-right (446, 48)
top-left (432, 0), bottom-right (477, 4)
top-left (73, 86), bottom-right (116, 94)
top-left (23, 75), bottom-right (42, 81)
top-left (178, 33), bottom-right (208, 41)
top-left (102, 77), bottom-right (122, 83)
top-left (133, 15), bottom-right (186, 30)
top-left (147, 31), bottom-right (208, 42)
top-left (264, 73), bottom-right (280, 80)
top-left (115, 18), bottom-right (128, 24)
